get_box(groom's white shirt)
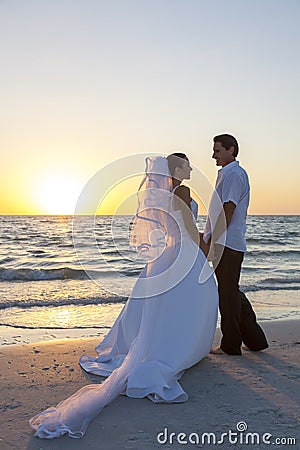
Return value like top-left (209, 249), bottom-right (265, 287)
top-left (204, 160), bottom-right (250, 252)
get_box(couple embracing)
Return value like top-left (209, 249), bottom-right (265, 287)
top-left (30, 133), bottom-right (268, 439)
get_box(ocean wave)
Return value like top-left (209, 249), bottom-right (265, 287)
top-left (260, 277), bottom-right (300, 285)
top-left (0, 264), bottom-right (144, 282)
top-left (242, 266), bottom-right (274, 272)
top-left (0, 295), bottom-right (126, 310)
top-left (246, 238), bottom-right (287, 244)
top-left (120, 268), bottom-right (144, 277)
top-left (243, 284), bottom-right (300, 293)
top-left (247, 250), bottom-right (300, 257)
top-left (0, 267), bottom-right (91, 282)
top-left (0, 257), bottom-right (16, 264)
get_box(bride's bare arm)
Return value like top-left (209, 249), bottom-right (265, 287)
top-left (173, 186), bottom-right (201, 247)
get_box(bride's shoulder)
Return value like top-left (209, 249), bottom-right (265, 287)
top-left (173, 185), bottom-right (191, 204)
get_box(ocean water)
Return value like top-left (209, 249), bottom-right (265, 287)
top-left (0, 215), bottom-right (299, 345)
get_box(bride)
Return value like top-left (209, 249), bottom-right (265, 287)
top-left (29, 154), bottom-right (219, 439)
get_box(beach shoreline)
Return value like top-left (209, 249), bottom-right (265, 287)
top-left (1, 289), bottom-right (298, 347)
top-left (0, 319), bottom-right (299, 449)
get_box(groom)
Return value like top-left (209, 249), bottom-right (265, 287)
top-left (203, 134), bottom-right (268, 355)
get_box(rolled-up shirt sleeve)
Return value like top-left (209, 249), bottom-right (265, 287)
top-left (222, 172), bottom-right (244, 206)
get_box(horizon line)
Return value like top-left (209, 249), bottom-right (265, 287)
top-left (0, 213), bottom-right (299, 217)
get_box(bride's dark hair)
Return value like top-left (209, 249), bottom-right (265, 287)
top-left (167, 153), bottom-right (188, 176)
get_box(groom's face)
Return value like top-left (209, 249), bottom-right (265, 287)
top-left (212, 142), bottom-right (235, 167)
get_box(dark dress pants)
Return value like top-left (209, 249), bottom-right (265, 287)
top-left (214, 245), bottom-right (268, 355)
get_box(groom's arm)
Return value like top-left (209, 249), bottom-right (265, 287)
top-left (208, 171), bottom-right (243, 249)
top-left (210, 201), bottom-right (236, 245)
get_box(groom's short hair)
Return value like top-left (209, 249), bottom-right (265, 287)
top-left (213, 134), bottom-right (239, 157)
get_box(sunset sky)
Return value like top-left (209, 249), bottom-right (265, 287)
top-left (1, 0), bottom-right (299, 215)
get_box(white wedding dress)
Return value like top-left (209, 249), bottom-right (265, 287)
top-left (29, 192), bottom-right (218, 439)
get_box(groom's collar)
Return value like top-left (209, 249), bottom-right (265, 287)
top-left (219, 160), bottom-right (239, 175)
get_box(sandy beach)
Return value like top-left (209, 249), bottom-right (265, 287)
top-left (0, 319), bottom-right (299, 450)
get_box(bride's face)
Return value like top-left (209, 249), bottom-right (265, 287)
top-left (177, 159), bottom-right (192, 181)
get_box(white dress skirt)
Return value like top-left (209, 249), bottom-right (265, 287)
top-left (29, 202), bottom-right (219, 439)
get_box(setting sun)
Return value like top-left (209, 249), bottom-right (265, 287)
top-left (35, 172), bottom-right (85, 215)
